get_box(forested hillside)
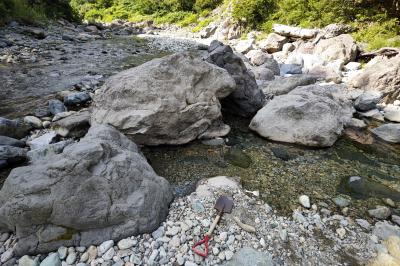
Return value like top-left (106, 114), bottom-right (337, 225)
top-left (0, 0), bottom-right (399, 49)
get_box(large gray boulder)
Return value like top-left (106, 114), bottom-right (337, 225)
top-left (0, 124), bottom-right (173, 255)
top-left (259, 33), bottom-right (289, 53)
top-left (92, 52), bottom-right (236, 145)
top-left (250, 84), bottom-right (353, 147)
top-left (313, 34), bottom-right (357, 63)
top-left (206, 41), bottom-right (265, 117)
top-left (349, 55), bottom-right (400, 103)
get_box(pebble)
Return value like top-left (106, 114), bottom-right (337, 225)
top-left (87, 246), bottom-right (97, 261)
top-left (166, 226), bottom-right (180, 236)
top-left (280, 229), bottom-right (288, 242)
top-left (65, 252), bottom-right (76, 264)
top-left (102, 247), bottom-right (115, 261)
top-left (18, 255), bottom-right (39, 266)
top-left (333, 196), bottom-right (350, 208)
top-left (336, 228), bottom-right (346, 239)
top-left (152, 226), bottom-right (165, 239)
top-left (299, 195), bottom-right (311, 208)
top-left (1, 248), bottom-right (13, 263)
top-left (392, 215), bottom-right (400, 226)
top-left (176, 254), bottom-right (185, 265)
top-left (39, 253), bottom-right (61, 266)
top-left (80, 252), bottom-right (88, 262)
top-left (148, 249), bottom-right (159, 265)
top-left (368, 206), bottom-right (391, 220)
top-left (0, 233), bottom-right (9, 242)
top-left (98, 240), bottom-right (114, 256)
top-left (212, 247), bottom-right (219, 256)
top-left (383, 198), bottom-right (396, 208)
top-left (117, 238), bottom-right (136, 250)
top-left (219, 232), bottom-right (228, 242)
top-left (356, 219), bottom-right (371, 230)
top-left (225, 250), bottom-right (234, 260)
top-left (218, 251), bottom-right (226, 261)
top-left (129, 255), bottom-right (141, 264)
top-left (24, 116), bottom-right (42, 128)
top-left (42, 121), bottom-right (51, 128)
top-left (169, 236), bottom-right (180, 247)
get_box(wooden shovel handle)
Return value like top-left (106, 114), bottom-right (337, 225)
top-left (233, 216), bottom-right (256, 233)
top-left (206, 214), bottom-right (221, 236)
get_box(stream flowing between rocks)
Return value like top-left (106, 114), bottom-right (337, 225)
top-left (1, 30), bottom-right (399, 220)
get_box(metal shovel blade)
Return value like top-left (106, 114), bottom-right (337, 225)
top-left (214, 196), bottom-right (234, 214)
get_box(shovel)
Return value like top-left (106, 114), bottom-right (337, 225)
top-left (192, 195), bottom-right (234, 258)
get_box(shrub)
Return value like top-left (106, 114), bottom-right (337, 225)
top-left (231, 0), bottom-right (276, 28)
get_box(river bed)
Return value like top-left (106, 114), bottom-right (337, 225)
top-left (1, 29), bottom-right (399, 220)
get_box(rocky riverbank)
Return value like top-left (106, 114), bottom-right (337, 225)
top-left (0, 18), bottom-right (400, 266)
top-left (1, 176), bottom-right (398, 266)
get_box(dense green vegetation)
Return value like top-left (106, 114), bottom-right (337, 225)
top-left (1, 0), bottom-right (399, 50)
top-left (0, 0), bottom-right (76, 24)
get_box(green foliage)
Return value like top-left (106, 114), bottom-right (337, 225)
top-left (0, 0), bottom-right (76, 24)
top-left (194, 0), bottom-right (222, 12)
top-left (353, 19), bottom-right (400, 50)
top-left (231, 0), bottom-right (276, 28)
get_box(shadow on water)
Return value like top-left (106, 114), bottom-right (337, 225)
top-left (143, 112), bottom-right (400, 216)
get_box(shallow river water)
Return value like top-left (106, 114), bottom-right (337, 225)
top-left (143, 113), bottom-right (400, 217)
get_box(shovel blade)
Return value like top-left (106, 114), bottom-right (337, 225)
top-left (214, 195), bottom-right (234, 214)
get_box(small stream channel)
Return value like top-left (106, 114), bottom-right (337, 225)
top-left (143, 113), bottom-right (400, 218)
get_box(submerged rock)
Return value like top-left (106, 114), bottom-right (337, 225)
top-left (339, 176), bottom-right (400, 201)
top-left (250, 84), bottom-right (353, 147)
top-left (206, 41), bottom-right (265, 118)
top-left (48, 100), bottom-right (67, 116)
top-left (92, 52), bottom-right (236, 145)
top-left (224, 148), bottom-right (252, 168)
top-left (0, 124), bottom-right (173, 255)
